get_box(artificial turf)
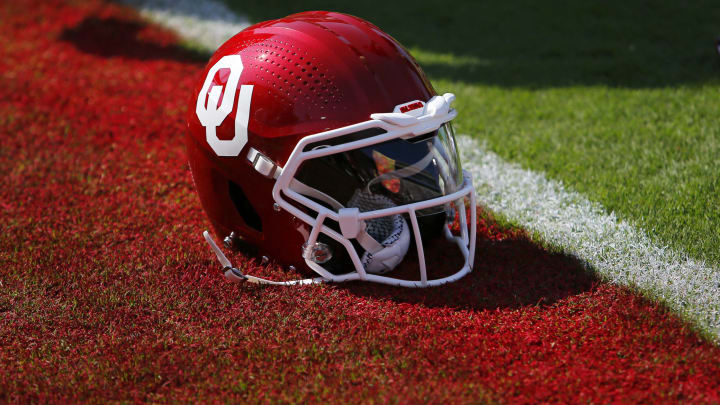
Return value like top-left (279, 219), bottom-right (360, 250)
top-left (1, 0), bottom-right (720, 402)
top-left (222, 0), bottom-right (720, 268)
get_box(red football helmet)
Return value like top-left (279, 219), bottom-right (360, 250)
top-left (187, 11), bottom-right (476, 287)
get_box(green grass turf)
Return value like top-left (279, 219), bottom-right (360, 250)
top-left (224, 0), bottom-right (720, 266)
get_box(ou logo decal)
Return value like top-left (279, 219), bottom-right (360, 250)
top-left (195, 55), bottom-right (254, 156)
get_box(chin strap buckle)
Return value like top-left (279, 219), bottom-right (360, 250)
top-left (223, 266), bottom-right (247, 282)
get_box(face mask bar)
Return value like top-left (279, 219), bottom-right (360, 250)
top-left (282, 181), bottom-right (476, 287)
top-left (203, 93), bottom-right (477, 287)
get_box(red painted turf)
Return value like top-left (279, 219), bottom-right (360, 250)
top-left (1, 1), bottom-right (719, 402)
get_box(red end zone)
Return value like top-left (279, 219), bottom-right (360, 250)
top-left (0, 1), bottom-right (718, 402)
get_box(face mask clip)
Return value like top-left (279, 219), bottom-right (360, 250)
top-left (338, 208), bottom-right (361, 238)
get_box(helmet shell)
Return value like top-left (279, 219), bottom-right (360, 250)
top-left (187, 11), bottom-right (435, 271)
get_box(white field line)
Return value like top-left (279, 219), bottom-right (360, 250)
top-left (120, 0), bottom-right (250, 50)
top-left (459, 139), bottom-right (720, 342)
top-left (124, 0), bottom-right (720, 342)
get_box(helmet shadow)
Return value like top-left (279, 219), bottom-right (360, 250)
top-left (59, 15), bottom-right (209, 63)
top-left (340, 207), bottom-right (599, 311)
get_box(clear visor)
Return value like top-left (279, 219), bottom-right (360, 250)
top-left (295, 122), bottom-right (463, 215)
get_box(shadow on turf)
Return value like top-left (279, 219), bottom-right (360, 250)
top-left (62, 2), bottom-right (720, 87)
top-left (59, 16), bottom-right (209, 63)
top-left (231, 0), bottom-right (720, 88)
top-left (342, 224), bottom-right (598, 311)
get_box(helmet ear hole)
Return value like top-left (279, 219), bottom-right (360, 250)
top-left (228, 180), bottom-right (262, 232)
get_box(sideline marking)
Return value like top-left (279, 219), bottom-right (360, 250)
top-left (459, 138), bottom-right (719, 342)
top-left (120, 0), bottom-right (250, 50)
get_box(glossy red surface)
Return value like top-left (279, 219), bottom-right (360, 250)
top-left (186, 11), bottom-right (436, 271)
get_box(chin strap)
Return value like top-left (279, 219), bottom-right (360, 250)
top-left (203, 231), bottom-right (326, 286)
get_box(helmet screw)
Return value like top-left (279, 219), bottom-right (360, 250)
top-left (223, 232), bottom-right (237, 249)
top-left (273, 203), bottom-right (281, 212)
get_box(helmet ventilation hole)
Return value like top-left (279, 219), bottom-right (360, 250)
top-left (228, 180), bottom-right (262, 232)
top-left (242, 39), bottom-right (343, 109)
